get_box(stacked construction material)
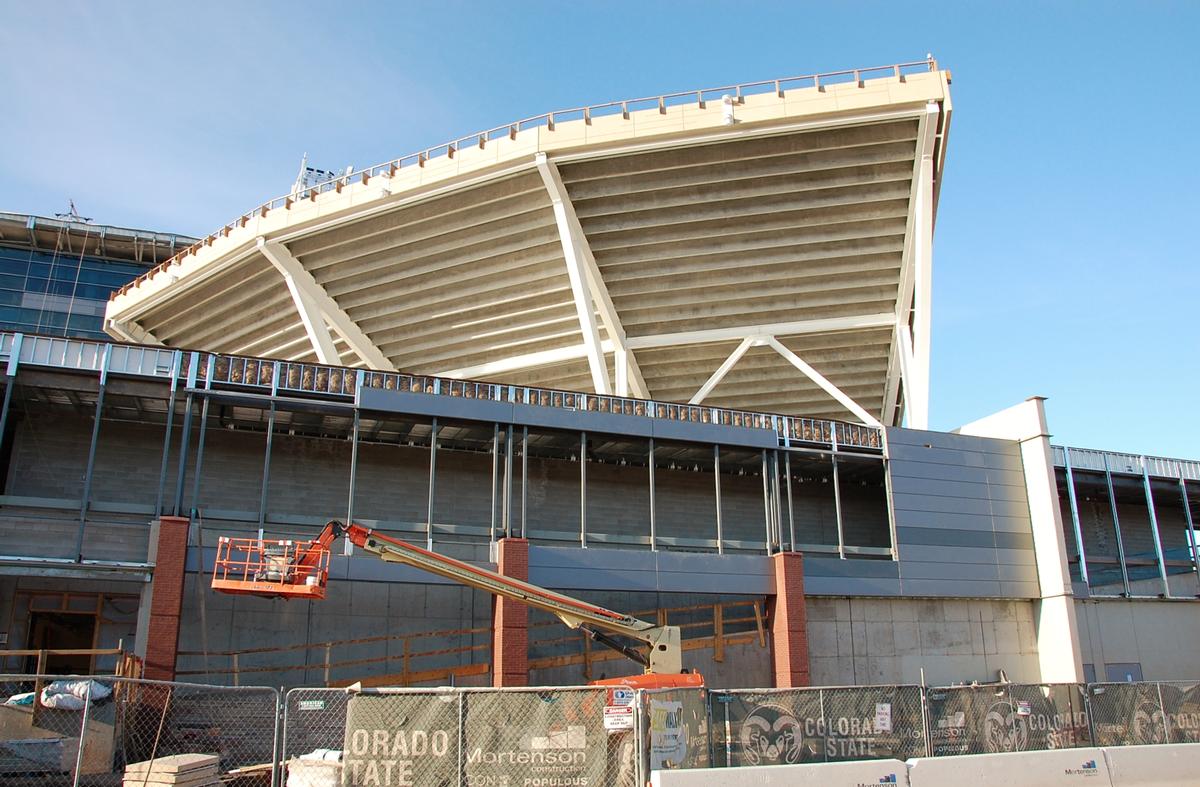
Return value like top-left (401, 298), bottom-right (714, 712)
top-left (124, 754), bottom-right (220, 787)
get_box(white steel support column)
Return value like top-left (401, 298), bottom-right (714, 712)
top-left (765, 337), bottom-right (883, 428)
top-left (908, 107), bottom-right (937, 430)
top-left (690, 337), bottom-right (754, 404)
top-left (536, 154), bottom-right (610, 395)
top-left (892, 102), bottom-right (940, 430)
top-left (257, 238), bottom-right (392, 370)
top-left (536, 153), bottom-right (650, 397)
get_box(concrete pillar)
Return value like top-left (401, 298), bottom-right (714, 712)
top-left (141, 516), bottom-right (189, 681)
top-left (768, 551), bottom-right (810, 687)
top-left (492, 537), bottom-right (529, 687)
top-left (958, 397), bottom-right (1085, 683)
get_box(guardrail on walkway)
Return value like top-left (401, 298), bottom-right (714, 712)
top-left (0, 331), bottom-right (884, 451)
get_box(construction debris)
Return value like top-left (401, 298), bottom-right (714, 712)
top-left (124, 754), bottom-right (220, 787)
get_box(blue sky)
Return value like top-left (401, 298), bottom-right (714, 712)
top-left (1, 2), bottom-right (1196, 457)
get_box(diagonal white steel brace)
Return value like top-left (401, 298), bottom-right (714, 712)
top-left (689, 337), bottom-right (755, 404)
top-left (257, 238), bottom-right (392, 370)
top-left (765, 337), bottom-right (883, 428)
top-left (536, 153), bottom-right (649, 397)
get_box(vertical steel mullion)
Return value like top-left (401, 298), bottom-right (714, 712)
top-left (580, 431), bottom-right (587, 548)
top-left (346, 407), bottom-right (361, 528)
top-left (490, 423), bottom-right (500, 545)
top-left (172, 392), bottom-right (195, 516)
top-left (258, 403), bottom-right (277, 537)
top-left (0, 333), bottom-right (22, 459)
top-left (171, 352), bottom-right (203, 516)
top-left (648, 438), bottom-right (657, 551)
top-left (1103, 453), bottom-right (1131, 596)
top-left (153, 351), bottom-right (182, 517)
top-left (521, 426), bottom-right (528, 539)
top-left (1063, 448), bottom-right (1091, 589)
top-left (832, 450), bottom-right (846, 560)
top-left (760, 450), bottom-right (772, 554)
top-left (502, 424), bottom-right (514, 538)
top-left (785, 451), bottom-right (796, 552)
top-left (713, 445), bottom-right (723, 555)
top-left (427, 418), bottom-right (438, 551)
top-left (75, 344), bottom-right (111, 562)
top-left (188, 396), bottom-right (211, 521)
top-left (1178, 475), bottom-right (1199, 595)
top-left (1141, 459), bottom-right (1170, 596)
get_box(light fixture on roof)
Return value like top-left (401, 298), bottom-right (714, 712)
top-left (721, 95), bottom-right (738, 125)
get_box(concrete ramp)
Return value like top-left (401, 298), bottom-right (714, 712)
top-left (1104, 743), bottom-right (1200, 787)
top-left (649, 759), bottom-right (908, 786)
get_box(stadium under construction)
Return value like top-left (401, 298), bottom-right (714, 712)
top-left (1, 58), bottom-right (1198, 693)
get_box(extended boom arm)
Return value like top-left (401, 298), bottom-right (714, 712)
top-left (307, 521), bottom-right (683, 675)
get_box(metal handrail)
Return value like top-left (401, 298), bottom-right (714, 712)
top-left (1, 331), bottom-right (885, 451)
top-left (111, 58), bottom-right (939, 301)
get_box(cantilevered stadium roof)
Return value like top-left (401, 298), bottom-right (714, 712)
top-left (106, 59), bottom-right (951, 427)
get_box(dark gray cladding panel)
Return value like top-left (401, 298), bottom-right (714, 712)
top-left (359, 388), bottom-right (514, 422)
top-left (804, 557), bottom-right (900, 579)
top-left (359, 388), bottom-right (778, 448)
top-left (528, 545), bottom-right (773, 594)
top-left (886, 426), bottom-right (1038, 599)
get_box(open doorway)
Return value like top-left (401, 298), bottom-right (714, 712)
top-left (26, 611), bottom-right (97, 674)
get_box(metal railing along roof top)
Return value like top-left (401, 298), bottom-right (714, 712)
top-left (111, 58), bottom-right (939, 301)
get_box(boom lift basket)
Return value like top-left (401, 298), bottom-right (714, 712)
top-left (211, 536), bottom-right (331, 599)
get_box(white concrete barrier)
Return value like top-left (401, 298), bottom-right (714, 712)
top-left (906, 748), bottom-right (1111, 787)
top-left (649, 758), bottom-right (908, 786)
top-left (1103, 742), bottom-right (1200, 786)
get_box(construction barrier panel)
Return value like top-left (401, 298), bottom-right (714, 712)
top-left (650, 757), bottom-right (910, 786)
top-left (1102, 742), bottom-right (1200, 787)
top-left (925, 683), bottom-right (1091, 756)
top-left (906, 747), bottom-right (1112, 787)
top-left (710, 685), bottom-right (926, 766)
top-left (642, 688), bottom-right (709, 773)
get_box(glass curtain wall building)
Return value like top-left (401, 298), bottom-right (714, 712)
top-left (0, 212), bottom-right (194, 339)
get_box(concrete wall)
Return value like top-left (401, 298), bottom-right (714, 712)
top-left (806, 596), bottom-right (1042, 686)
top-left (1076, 599), bottom-right (1200, 681)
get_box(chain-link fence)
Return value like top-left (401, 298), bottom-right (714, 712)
top-left (9, 675), bottom-right (1200, 785)
top-left (709, 685), bottom-right (926, 767)
top-left (0, 675), bottom-right (279, 787)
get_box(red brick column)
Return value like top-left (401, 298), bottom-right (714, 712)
top-left (143, 516), bottom-right (189, 681)
top-left (768, 551), bottom-right (810, 687)
top-left (492, 538), bottom-right (529, 687)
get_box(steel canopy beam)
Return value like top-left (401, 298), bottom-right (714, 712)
top-left (627, 312), bottom-right (894, 350)
top-left (536, 153), bottom-right (649, 398)
top-left (257, 238), bottom-right (392, 370)
top-left (689, 337), bottom-right (755, 405)
top-left (765, 337), bottom-right (883, 428)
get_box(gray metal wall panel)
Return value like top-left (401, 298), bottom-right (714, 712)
top-left (803, 576), bottom-right (903, 596)
top-left (997, 563), bottom-right (1040, 583)
top-left (897, 544), bottom-right (1001, 565)
top-left (891, 509), bottom-right (998, 531)
top-left (999, 581), bottom-right (1041, 598)
top-left (895, 527), bottom-right (993, 548)
top-left (995, 548), bottom-right (1038, 566)
top-left (900, 561), bottom-right (1001, 581)
top-left (892, 494), bottom-right (996, 517)
top-left (901, 578), bottom-right (1004, 597)
top-left (359, 388), bottom-right (514, 422)
top-left (890, 475), bottom-right (1028, 502)
top-left (887, 443), bottom-right (1020, 470)
top-left (650, 418), bottom-right (779, 448)
top-left (888, 427), bottom-right (1020, 456)
top-left (803, 557), bottom-right (901, 579)
top-left (889, 461), bottom-right (1026, 488)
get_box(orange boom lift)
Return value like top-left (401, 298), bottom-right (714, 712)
top-left (212, 521), bottom-right (703, 689)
